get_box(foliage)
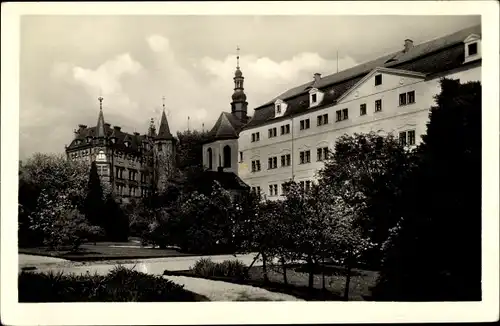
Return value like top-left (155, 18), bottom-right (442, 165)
top-left (191, 258), bottom-right (248, 279)
top-left (83, 161), bottom-right (105, 226)
top-left (373, 79), bottom-right (482, 301)
top-left (20, 153), bottom-right (89, 247)
top-left (102, 195), bottom-right (130, 242)
top-left (175, 129), bottom-right (211, 172)
top-left (19, 266), bottom-right (207, 302)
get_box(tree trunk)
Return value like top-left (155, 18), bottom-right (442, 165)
top-left (322, 256), bottom-right (326, 290)
top-left (343, 251), bottom-right (352, 301)
top-left (247, 252), bottom-right (260, 273)
top-left (262, 252), bottom-right (269, 283)
top-left (307, 255), bottom-right (314, 289)
top-left (281, 256), bottom-right (288, 285)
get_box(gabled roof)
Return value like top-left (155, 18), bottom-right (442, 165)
top-left (335, 67), bottom-right (427, 103)
top-left (242, 24), bottom-right (481, 131)
top-left (156, 110), bottom-right (174, 141)
top-left (206, 112), bottom-right (246, 142)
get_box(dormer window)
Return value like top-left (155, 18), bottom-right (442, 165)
top-left (124, 141), bottom-right (130, 147)
top-left (308, 88), bottom-right (324, 108)
top-left (464, 34), bottom-right (481, 64)
top-left (274, 99), bottom-right (287, 118)
top-left (96, 150), bottom-right (106, 161)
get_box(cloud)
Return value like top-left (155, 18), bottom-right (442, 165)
top-left (20, 34), bottom-right (357, 159)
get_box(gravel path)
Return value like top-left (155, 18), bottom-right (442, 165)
top-left (163, 275), bottom-right (303, 301)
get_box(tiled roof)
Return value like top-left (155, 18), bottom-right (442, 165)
top-left (66, 124), bottom-right (151, 154)
top-left (198, 170), bottom-right (249, 190)
top-left (243, 24), bottom-right (481, 130)
top-left (206, 112), bottom-right (246, 142)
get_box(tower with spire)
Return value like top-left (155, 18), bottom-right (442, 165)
top-left (154, 96), bottom-right (176, 192)
top-left (231, 46), bottom-right (249, 123)
top-left (65, 94), bottom-right (176, 203)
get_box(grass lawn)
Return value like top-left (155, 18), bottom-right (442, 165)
top-left (165, 263), bottom-right (379, 301)
top-left (19, 242), bottom-right (193, 262)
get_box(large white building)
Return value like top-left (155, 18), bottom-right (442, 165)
top-left (203, 24), bottom-right (481, 200)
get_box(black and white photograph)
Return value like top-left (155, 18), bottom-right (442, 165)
top-left (1, 1), bottom-right (499, 325)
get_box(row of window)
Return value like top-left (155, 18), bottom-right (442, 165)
top-left (113, 167), bottom-right (147, 182)
top-left (115, 185), bottom-right (147, 197)
top-left (253, 90), bottom-right (417, 142)
top-left (206, 146), bottom-right (232, 170)
top-left (253, 180), bottom-right (314, 198)
top-left (248, 129), bottom-right (415, 173)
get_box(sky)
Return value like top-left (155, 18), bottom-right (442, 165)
top-left (19, 15), bottom-right (480, 160)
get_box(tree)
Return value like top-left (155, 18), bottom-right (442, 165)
top-left (102, 194), bottom-right (130, 242)
top-left (21, 153), bottom-right (89, 247)
top-left (317, 132), bottom-right (413, 267)
top-left (83, 161), bottom-right (105, 226)
top-left (175, 130), bottom-right (211, 172)
top-left (373, 78), bottom-right (482, 301)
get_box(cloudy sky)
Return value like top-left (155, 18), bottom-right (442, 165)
top-left (19, 14), bottom-right (480, 159)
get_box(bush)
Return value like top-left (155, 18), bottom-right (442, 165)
top-left (191, 258), bottom-right (248, 279)
top-left (19, 266), bottom-right (208, 302)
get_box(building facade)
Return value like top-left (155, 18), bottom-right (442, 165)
top-left (237, 24), bottom-right (482, 200)
top-left (65, 97), bottom-right (176, 202)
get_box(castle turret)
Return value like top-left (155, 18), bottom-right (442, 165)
top-left (154, 97), bottom-right (176, 192)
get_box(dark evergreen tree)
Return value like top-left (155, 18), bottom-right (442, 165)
top-left (83, 161), bottom-right (104, 226)
top-left (102, 194), bottom-right (130, 242)
top-left (373, 78), bottom-right (482, 301)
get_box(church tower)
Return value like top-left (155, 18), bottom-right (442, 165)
top-left (154, 97), bottom-right (175, 192)
top-left (230, 46), bottom-right (249, 123)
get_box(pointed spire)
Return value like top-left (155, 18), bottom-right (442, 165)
top-left (156, 97), bottom-right (174, 140)
top-left (236, 45), bottom-right (240, 69)
top-left (96, 96), bottom-right (106, 138)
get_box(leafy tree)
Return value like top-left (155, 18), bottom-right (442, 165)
top-left (83, 161), bottom-right (104, 226)
top-left (317, 132), bottom-right (413, 267)
top-left (373, 78), bottom-right (482, 301)
top-left (175, 130), bottom-right (211, 172)
top-left (20, 153), bottom-right (89, 247)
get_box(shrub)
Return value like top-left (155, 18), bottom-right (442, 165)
top-left (18, 266), bottom-right (208, 302)
top-left (191, 258), bottom-right (248, 279)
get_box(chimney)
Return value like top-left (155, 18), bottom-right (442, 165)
top-left (78, 124), bottom-right (87, 132)
top-left (104, 123), bottom-right (111, 128)
top-left (313, 73), bottom-right (321, 83)
top-left (133, 132), bottom-right (140, 136)
top-left (404, 39), bottom-right (413, 53)
top-left (113, 126), bottom-right (121, 131)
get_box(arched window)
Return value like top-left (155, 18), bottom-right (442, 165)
top-left (223, 145), bottom-right (231, 168)
top-left (207, 148), bottom-right (213, 170)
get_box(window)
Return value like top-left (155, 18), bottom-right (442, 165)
top-left (223, 145), bottom-right (231, 168)
top-left (97, 150), bottom-right (106, 161)
top-left (305, 180), bottom-right (311, 192)
top-left (407, 91), bottom-right (415, 104)
top-left (360, 104), bottom-right (367, 116)
top-left (399, 130), bottom-right (416, 146)
top-left (280, 124), bottom-right (290, 135)
top-left (281, 183), bottom-right (288, 196)
top-left (239, 151), bottom-right (243, 162)
top-left (268, 127), bottom-right (277, 138)
top-left (269, 184), bottom-right (278, 196)
top-left (408, 130), bottom-right (416, 145)
top-left (207, 148), bottom-right (213, 169)
top-left (268, 156), bottom-right (278, 169)
top-left (299, 150), bottom-right (311, 164)
top-left (251, 160), bottom-right (261, 172)
top-left (251, 132), bottom-right (260, 142)
top-left (311, 93), bottom-right (317, 103)
top-left (342, 108), bottom-right (348, 120)
top-left (400, 91), bottom-right (415, 106)
top-left (399, 93), bottom-right (407, 106)
top-left (281, 154), bottom-right (291, 167)
top-left (299, 118), bottom-right (310, 130)
top-left (158, 143), bottom-right (163, 151)
top-left (336, 110), bottom-right (342, 121)
top-left (276, 104), bottom-right (281, 114)
top-left (317, 147), bottom-right (329, 161)
top-left (375, 74), bottom-right (382, 86)
top-left (375, 99), bottom-right (382, 112)
top-left (468, 42), bottom-right (478, 55)
top-left (317, 114), bottom-right (329, 126)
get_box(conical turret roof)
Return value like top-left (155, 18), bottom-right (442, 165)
top-left (155, 110), bottom-right (174, 140)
